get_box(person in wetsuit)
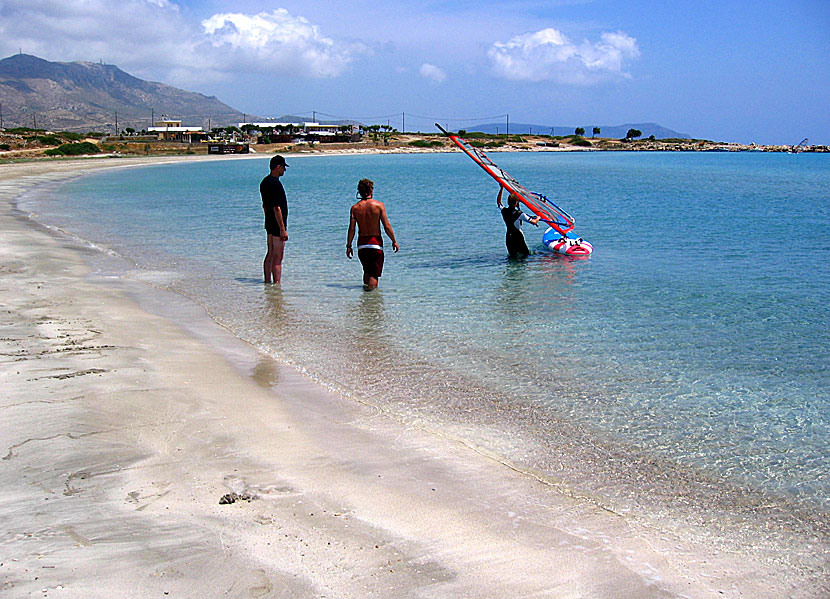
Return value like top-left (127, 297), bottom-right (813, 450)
top-left (497, 187), bottom-right (540, 258)
top-left (346, 178), bottom-right (399, 290)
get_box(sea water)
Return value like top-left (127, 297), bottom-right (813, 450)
top-left (25, 151), bottom-right (829, 562)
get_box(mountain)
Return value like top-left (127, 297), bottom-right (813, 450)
top-left (469, 122), bottom-right (692, 140)
top-left (0, 54), bottom-right (246, 132)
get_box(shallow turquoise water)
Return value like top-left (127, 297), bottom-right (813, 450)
top-left (29, 151), bottom-right (830, 526)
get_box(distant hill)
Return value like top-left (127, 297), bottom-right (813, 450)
top-left (0, 54), bottom-right (248, 132)
top-left (469, 122), bottom-right (692, 140)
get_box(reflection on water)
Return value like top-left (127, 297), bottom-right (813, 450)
top-left (344, 290), bottom-right (391, 382)
top-left (536, 251), bottom-right (583, 277)
top-left (354, 289), bottom-right (386, 334)
top-left (494, 253), bottom-right (581, 329)
top-left (492, 261), bottom-right (537, 330)
top-left (263, 286), bottom-right (288, 330)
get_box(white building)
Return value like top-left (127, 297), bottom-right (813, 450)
top-left (149, 119), bottom-right (205, 142)
top-left (240, 122), bottom-right (355, 137)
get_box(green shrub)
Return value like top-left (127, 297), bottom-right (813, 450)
top-left (408, 139), bottom-right (443, 148)
top-left (569, 137), bottom-right (592, 147)
top-left (0, 144), bottom-right (10, 151)
top-left (471, 140), bottom-right (506, 148)
top-left (32, 135), bottom-right (62, 146)
top-left (59, 132), bottom-right (84, 141)
top-left (44, 142), bottom-right (101, 156)
top-left (8, 127), bottom-right (40, 135)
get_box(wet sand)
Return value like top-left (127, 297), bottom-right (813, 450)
top-left (0, 156), bottom-right (822, 598)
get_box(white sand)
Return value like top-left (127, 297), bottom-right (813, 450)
top-left (0, 156), bottom-right (822, 598)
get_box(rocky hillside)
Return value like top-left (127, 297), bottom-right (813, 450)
top-left (0, 54), bottom-right (245, 132)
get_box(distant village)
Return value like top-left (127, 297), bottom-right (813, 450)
top-left (0, 116), bottom-right (827, 159)
top-left (2, 55), bottom-right (825, 159)
top-left (147, 117), bottom-right (362, 148)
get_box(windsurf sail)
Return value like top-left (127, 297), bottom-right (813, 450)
top-left (436, 123), bottom-right (575, 236)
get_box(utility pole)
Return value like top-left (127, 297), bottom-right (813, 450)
top-left (151, 109), bottom-right (154, 128)
top-left (506, 114), bottom-right (509, 137)
top-left (402, 112), bottom-right (405, 134)
top-left (0, 101), bottom-right (3, 129)
top-left (115, 111), bottom-right (118, 136)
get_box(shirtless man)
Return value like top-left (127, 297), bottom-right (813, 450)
top-left (346, 178), bottom-right (399, 290)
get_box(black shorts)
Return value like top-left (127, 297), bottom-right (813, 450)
top-left (358, 248), bottom-right (384, 278)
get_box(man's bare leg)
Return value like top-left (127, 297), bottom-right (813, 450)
top-left (264, 235), bottom-right (286, 284)
top-left (363, 273), bottom-right (378, 291)
top-left (264, 237), bottom-right (273, 283)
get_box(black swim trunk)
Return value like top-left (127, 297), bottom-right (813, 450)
top-left (357, 235), bottom-right (384, 278)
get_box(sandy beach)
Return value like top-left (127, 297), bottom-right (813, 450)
top-left (1, 156), bottom-right (823, 598)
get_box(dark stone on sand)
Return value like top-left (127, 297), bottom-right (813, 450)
top-left (219, 492), bottom-right (255, 505)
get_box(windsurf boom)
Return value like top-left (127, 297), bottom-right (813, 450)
top-left (435, 123), bottom-right (592, 255)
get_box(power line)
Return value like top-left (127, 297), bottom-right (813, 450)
top-left (405, 112), bottom-right (508, 123)
top-left (314, 111), bottom-right (403, 121)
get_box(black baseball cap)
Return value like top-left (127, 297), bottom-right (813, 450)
top-left (270, 155), bottom-right (289, 169)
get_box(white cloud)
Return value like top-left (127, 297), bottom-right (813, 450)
top-left (201, 10), bottom-right (355, 78)
top-left (419, 63), bottom-right (447, 83)
top-left (488, 28), bottom-right (640, 84)
top-left (0, 1), bottom-right (358, 86)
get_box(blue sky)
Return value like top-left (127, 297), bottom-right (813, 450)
top-left (1, 0), bottom-right (828, 143)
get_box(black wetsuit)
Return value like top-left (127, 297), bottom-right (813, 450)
top-left (260, 175), bottom-right (287, 235)
top-left (501, 206), bottom-right (532, 257)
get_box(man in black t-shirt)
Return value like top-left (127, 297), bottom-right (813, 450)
top-left (497, 187), bottom-right (540, 258)
top-left (260, 155), bottom-right (289, 284)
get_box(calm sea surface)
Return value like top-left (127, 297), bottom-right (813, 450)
top-left (26, 151), bottom-right (829, 555)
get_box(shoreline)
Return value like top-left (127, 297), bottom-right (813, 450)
top-left (3, 132), bottom-right (828, 162)
top-left (1, 156), bottom-right (826, 597)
